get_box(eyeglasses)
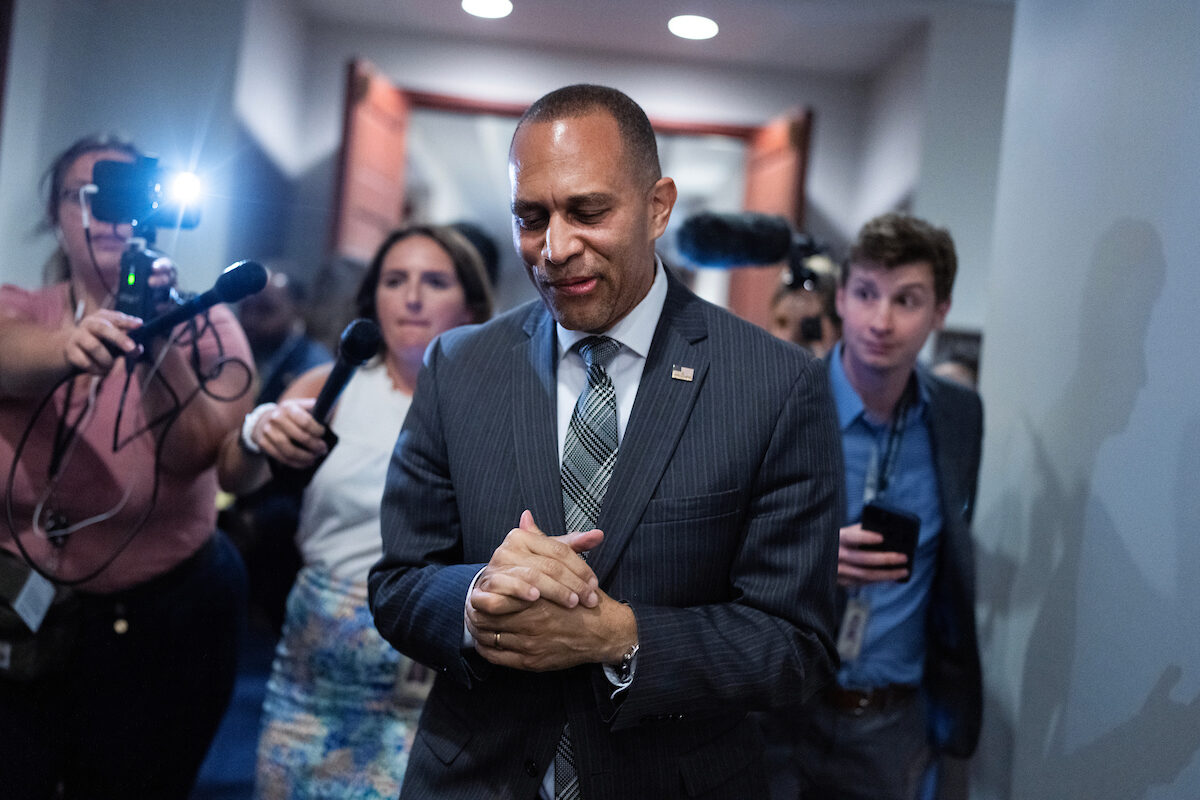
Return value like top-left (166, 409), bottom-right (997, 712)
top-left (58, 183), bottom-right (97, 206)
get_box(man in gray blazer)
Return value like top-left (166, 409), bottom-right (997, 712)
top-left (770, 213), bottom-right (983, 800)
top-left (369, 84), bottom-right (843, 799)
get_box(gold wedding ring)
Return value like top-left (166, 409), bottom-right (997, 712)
top-left (494, 631), bottom-right (502, 649)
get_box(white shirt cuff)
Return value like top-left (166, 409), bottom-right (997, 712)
top-left (461, 566), bottom-right (487, 648)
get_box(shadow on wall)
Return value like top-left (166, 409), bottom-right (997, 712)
top-left (974, 219), bottom-right (1200, 799)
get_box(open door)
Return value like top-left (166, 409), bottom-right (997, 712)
top-left (330, 60), bottom-right (411, 264)
top-left (726, 110), bottom-right (813, 330)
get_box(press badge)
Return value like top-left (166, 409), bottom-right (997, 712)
top-left (836, 597), bottom-right (870, 662)
top-left (13, 569), bottom-right (55, 633)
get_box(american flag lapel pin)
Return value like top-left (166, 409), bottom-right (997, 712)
top-left (671, 365), bottom-right (694, 382)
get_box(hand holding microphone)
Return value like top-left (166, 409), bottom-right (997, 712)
top-left (69, 260), bottom-right (267, 376)
top-left (245, 398), bottom-right (330, 470)
top-left (258, 318), bottom-right (381, 491)
top-left (308, 318), bottom-right (382, 423)
top-left (63, 309), bottom-right (143, 376)
top-left (130, 259), bottom-right (268, 347)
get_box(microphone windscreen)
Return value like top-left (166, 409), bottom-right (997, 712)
top-left (214, 260), bottom-right (269, 303)
top-left (338, 318), bottom-right (382, 365)
top-left (676, 212), bottom-right (793, 267)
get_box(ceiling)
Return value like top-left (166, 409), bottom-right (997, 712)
top-left (295, 0), bottom-right (1008, 78)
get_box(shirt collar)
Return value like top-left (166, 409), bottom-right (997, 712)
top-left (829, 342), bottom-right (866, 431)
top-left (829, 341), bottom-right (928, 431)
top-left (556, 256), bottom-right (667, 362)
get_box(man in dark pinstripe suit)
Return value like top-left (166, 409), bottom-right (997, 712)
top-left (369, 84), bottom-right (843, 800)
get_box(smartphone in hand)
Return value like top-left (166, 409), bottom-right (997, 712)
top-left (859, 502), bottom-right (920, 583)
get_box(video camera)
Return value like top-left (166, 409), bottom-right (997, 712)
top-left (91, 156), bottom-right (201, 232)
top-left (780, 232), bottom-right (826, 294)
top-left (90, 156), bottom-right (202, 319)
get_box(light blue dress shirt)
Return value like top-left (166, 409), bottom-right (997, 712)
top-left (829, 343), bottom-right (943, 690)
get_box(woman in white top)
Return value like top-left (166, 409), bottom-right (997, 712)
top-left (219, 225), bottom-right (492, 800)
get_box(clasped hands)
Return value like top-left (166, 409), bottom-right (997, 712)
top-left (466, 510), bottom-right (636, 672)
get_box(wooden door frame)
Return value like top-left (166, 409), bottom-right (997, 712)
top-left (398, 88), bottom-right (762, 142)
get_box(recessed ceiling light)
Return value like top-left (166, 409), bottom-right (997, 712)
top-left (462, 0), bottom-right (513, 20)
top-left (668, 14), bottom-right (718, 41)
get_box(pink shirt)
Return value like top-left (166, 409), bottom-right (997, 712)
top-left (0, 282), bottom-right (251, 593)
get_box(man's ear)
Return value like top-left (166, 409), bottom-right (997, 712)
top-left (648, 177), bottom-right (677, 239)
top-left (933, 298), bottom-right (952, 330)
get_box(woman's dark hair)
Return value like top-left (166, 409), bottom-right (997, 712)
top-left (40, 133), bottom-right (140, 231)
top-left (448, 220), bottom-right (500, 287)
top-left (353, 225), bottom-right (494, 346)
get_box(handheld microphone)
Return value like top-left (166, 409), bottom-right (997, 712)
top-left (309, 318), bottom-right (382, 424)
top-left (130, 260), bottom-right (268, 346)
top-left (267, 318), bottom-right (381, 493)
top-left (675, 211), bottom-right (794, 268)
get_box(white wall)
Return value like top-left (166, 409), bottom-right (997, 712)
top-left (853, 23), bottom-right (928, 232)
top-left (235, 0), bottom-right (308, 177)
top-left (912, 3), bottom-right (1012, 333)
top-left (0, 0), bottom-right (56, 284)
top-left (973, 1), bottom-right (1200, 797)
top-left (843, 3), bottom-right (1013, 337)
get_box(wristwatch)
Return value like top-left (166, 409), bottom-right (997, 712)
top-left (616, 642), bottom-right (639, 683)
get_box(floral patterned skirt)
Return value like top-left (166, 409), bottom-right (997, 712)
top-left (254, 566), bottom-right (434, 800)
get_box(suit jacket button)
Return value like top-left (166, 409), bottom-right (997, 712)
top-left (524, 760), bottom-right (539, 777)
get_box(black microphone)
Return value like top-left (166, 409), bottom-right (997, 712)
top-left (309, 318), bottom-right (382, 424)
top-left (675, 211), bottom-right (794, 268)
top-left (130, 260), bottom-right (268, 345)
top-left (268, 318), bottom-right (380, 493)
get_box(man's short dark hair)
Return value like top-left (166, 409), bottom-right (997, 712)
top-left (514, 84), bottom-right (661, 187)
top-left (845, 213), bottom-right (958, 304)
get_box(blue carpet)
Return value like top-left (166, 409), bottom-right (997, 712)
top-left (190, 622), bottom-right (278, 800)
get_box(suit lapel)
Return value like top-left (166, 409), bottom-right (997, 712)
top-left (513, 305), bottom-right (567, 535)
top-left (921, 369), bottom-right (965, 525)
top-left (587, 276), bottom-right (710, 586)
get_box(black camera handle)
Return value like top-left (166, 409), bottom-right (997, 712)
top-left (114, 238), bottom-right (174, 320)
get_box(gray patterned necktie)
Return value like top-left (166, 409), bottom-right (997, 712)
top-left (556, 335), bottom-right (620, 800)
top-left (561, 336), bottom-right (621, 534)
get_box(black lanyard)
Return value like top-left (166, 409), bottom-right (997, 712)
top-left (862, 383), bottom-right (914, 504)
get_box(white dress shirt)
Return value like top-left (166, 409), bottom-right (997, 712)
top-left (553, 259), bottom-right (668, 464)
